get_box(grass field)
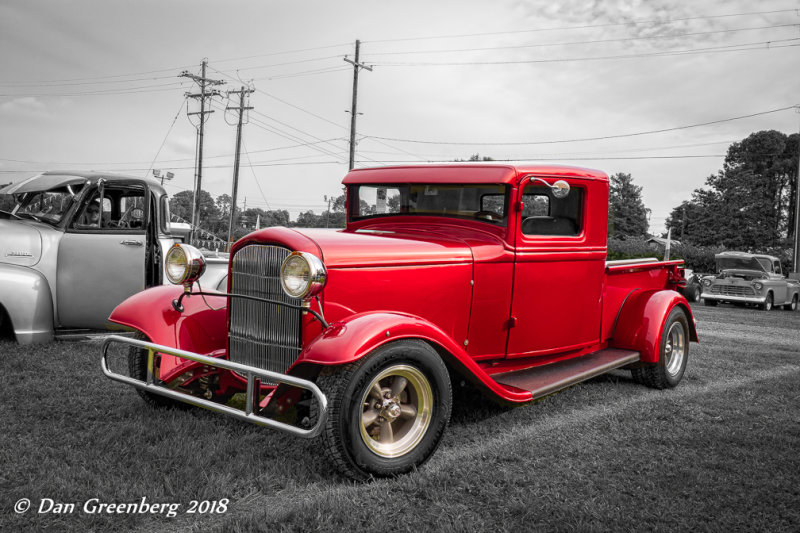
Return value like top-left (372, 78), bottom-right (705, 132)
top-left (1, 303), bottom-right (799, 532)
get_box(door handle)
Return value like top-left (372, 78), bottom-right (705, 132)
top-left (120, 240), bottom-right (143, 246)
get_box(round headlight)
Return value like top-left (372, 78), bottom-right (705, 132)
top-left (165, 243), bottom-right (206, 285)
top-left (280, 251), bottom-right (326, 299)
top-left (702, 279), bottom-right (712, 287)
top-left (753, 282), bottom-right (763, 291)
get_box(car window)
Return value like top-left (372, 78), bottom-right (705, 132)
top-left (10, 187), bottom-right (82, 226)
top-left (755, 258), bottom-right (772, 272)
top-left (72, 185), bottom-right (145, 231)
top-left (352, 184), bottom-right (509, 225)
top-left (160, 195), bottom-right (171, 234)
top-left (520, 184), bottom-right (583, 236)
top-left (773, 261), bottom-right (782, 275)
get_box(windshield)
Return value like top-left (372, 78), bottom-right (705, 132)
top-left (2, 183), bottom-right (85, 226)
top-left (716, 256), bottom-right (766, 273)
top-left (351, 184), bottom-right (508, 225)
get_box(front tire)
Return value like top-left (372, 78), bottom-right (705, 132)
top-left (760, 293), bottom-right (773, 311)
top-left (631, 307), bottom-right (689, 389)
top-left (686, 285), bottom-right (701, 302)
top-left (127, 332), bottom-right (187, 409)
top-left (317, 339), bottom-right (452, 480)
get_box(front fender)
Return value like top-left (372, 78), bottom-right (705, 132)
top-left (0, 264), bottom-right (54, 344)
top-left (295, 311), bottom-right (533, 403)
top-left (611, 289), bottom-right (698, 363)
top-left (108, 285), bottom-right (228, 380)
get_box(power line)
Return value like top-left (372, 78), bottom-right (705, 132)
top-left (364, 8), bottom-right (800, 44)
top-left (372, 38), bottom-right (800, 66)
top-left (364, 106), bottom-right (798, 146)
top-left (143, 96), bottom-right (188, 178)
top-left (0, 81), bottom-right (188, 97)
top-left (211, 100), bottom-right (348, 162)
top-left (209, 43), bottom-right (353, 64)
top-left (0, 73), bottom-right (182, 88)
top-left (365, 23), bottom-right (799, 57)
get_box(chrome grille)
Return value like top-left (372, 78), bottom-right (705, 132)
top-left (711, 285), bottom-right (755, 297)
top-left (229, 245), bottom-right (302, 377)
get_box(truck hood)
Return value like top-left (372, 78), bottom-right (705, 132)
top-left (235, 224), bottom-right (510, 268)
top-left (299, 227), bottom-right (476, 268)
top-left (0, 219), bottom-right (43, 266)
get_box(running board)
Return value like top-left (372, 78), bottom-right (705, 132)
top-left (492, 349), bottom-right (640, 401)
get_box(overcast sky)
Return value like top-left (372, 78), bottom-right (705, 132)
top-left (1, 0), bottom-right (798, 232)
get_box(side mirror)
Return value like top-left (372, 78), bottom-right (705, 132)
top-left (551, 180), bottom-right (570, 199)
top-left (528, 177), bottom-right (570, 199)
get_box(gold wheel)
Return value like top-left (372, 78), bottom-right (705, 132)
top-left (358, 364), bottom-right (433, 458)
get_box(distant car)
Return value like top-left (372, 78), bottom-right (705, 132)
top-left (701, 251), bottom-right (799, 311)
top-left (0, 171), bottom-right (228, 343)
top-left (679, 268), bottom-right (702, 302)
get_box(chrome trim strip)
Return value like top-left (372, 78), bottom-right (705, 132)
top-left (100, 335), bottom-right (327, 438)
top-left (701, 294), bottom-right (766, 303)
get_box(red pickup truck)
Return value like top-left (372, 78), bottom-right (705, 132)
top-left (102, 163), bottom-right (697, 480)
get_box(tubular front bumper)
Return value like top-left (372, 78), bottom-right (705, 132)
top-left (101, 335), bottom-right (327, 438)
top-left (701, 293), bottom-right (766, 304)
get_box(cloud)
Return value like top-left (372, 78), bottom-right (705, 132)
top-left (0, 97), bottom-right (49, 117)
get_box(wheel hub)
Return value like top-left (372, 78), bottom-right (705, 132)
top-left (381, 399), bottom-right (402, 421)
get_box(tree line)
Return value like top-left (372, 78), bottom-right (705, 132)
top-left (168, 190), bottom-right (348, 242)
top-left (665, 130), bottom-right (799, 251)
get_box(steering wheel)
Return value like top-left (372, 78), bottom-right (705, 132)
top-left (116, 205), bottom-right (142, 228)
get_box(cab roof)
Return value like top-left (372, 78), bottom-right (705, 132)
top-left (0, 170), bottom-right (167, 196)
top-left (342, 163), bottom-right (608, 185)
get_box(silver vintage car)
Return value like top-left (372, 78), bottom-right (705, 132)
top-left (701, 251), bottom-right (799, 311)
top-left (0, 171), bottom-right (227, 343)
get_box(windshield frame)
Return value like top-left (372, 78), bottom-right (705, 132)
top-left (348, 183), bottom-right (510, 226)
top-left (1, 181), bottom-right (86, 227)
top-left (715, 256), bottom-right (767, 273)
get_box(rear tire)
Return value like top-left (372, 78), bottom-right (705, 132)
top-left (127, 332), bottom-right (187, 409)
top-left (631, 307), bottom-right (689, 390)
top-left (316, 339), bottom-right (452, 480)
top-left (783, 294), bottom-right (798, 311)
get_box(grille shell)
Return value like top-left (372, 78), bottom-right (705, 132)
top-left (710, 284), bottom-right (755, 297)
top-left (228, 244), bottom-right (302, 377)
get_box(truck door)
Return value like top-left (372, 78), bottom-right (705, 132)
top-left (57, 182), bottom-right (147, 329)
top-left (771, 259), bottom-right (788, 303)
top-left (506, 177), bottom-right (605, 357)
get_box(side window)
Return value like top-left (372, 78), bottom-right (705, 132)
top-left (356, 186), bottom-right (403, 216)
top-left (71, 185), bottom-right (145, 231)
top-left (160, 195), bottom-right (171, 234)
top-left (773, 261), bottom-right (782, 275)
top-left (520, 184), bottom-right (583, 236)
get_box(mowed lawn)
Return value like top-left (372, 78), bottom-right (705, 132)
top-left (1, 303), bottom-right (799, 532)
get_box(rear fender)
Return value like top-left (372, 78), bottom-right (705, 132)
top-left (295, 311), bottom-right (532, 403)
top-left (611, 289), bottom-right (698, 363)
top-left (108, 285), bottom-right (228, 381)
top-left (0, 264), bottom-right (54, 344)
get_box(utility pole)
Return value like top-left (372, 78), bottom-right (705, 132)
top-left (180, 59), bottom-right (224, 245)
top-left (792, 106), bottom-right (800, 277)
top-left (226, 86), bottom-right (254, 245)
top-left (344, 40), bottom-right (372, 170)
top-left (324, 195), bottom-right (332, 228)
